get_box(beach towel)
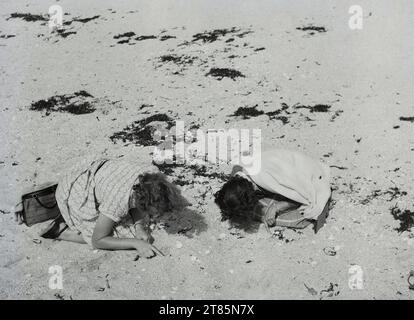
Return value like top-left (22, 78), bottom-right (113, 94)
top-left (242, 149), bottom-right (331, 221)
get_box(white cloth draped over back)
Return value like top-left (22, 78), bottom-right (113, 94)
top-left (242, 149), bottom-right (331, 220)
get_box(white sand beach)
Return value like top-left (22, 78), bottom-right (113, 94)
top-left (0, 0), bottom-right (413, 299)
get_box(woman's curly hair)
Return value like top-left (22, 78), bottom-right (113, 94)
top-left (133, 172), bottom-right (189, 214)
top-left (214, 176), bottom-right (260, 223)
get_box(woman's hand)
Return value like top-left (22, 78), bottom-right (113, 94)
top-left (264, 209), bottom-right (277, 227)
top-left (134, 239), bottom-right (164, 259)
top-left (135, 223), bottom-right (154, 244)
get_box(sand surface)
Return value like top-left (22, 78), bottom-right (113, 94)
top-left (0, 0), bottom-right (413, 299)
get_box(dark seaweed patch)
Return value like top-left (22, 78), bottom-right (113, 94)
top-left (188, 164), bottom-right (230, 181)
top-left (136, 114), bottom-right (174, 128)
top-left (159, 55), bottom-right (181, 63)
top-left (110, 114), bottom-right (174, 146)
top-left (63, 15), bottom-right (100, 26)
top-left (159, 54), bottom-right (196, 65)
top-left (139, 104), bottom-right (153, 110)
top-left (135, 35), bottom-right (157, 41)
top-left (72, 15), bottom-right (100, 23)
top-left (296, 25), bottom-right (327, 33)
top-left (54, 29), bottom-right (77, 38)
top-left (265, 103), bottom-right (291, 124)
top-left (63, 102), bottom-right (95, 115)
top-left (360, 187), bottom-right (408, 205)
top-left (74, 90), bottom-right (93, 98)
top-left (0, 34), bottom-right (16, 39)
top-left (114, 34), bottom-right (157, 45)
top-left (155, 54), bottom-right (201, 74)
top-left (113, 31), bottom-right (136, 39)
top-left (296, 104), bottom-right (331, 113)
top-left (205, 68), bottom-right (245, 80)
top-left (159, 35), bottom-right (176, 41)
top-left (113, 32), bottom-right (174, 45)
top-left (236, 30), bottom-right (254, 38)
top-left (8, 13), bottom-right (47, 22)
top-left (230, 105), bottom-right (264, 119)
top-left (187, 27), bottom-right (252, 45)
top-left (29, 91), bottom-right (96, 115)
top-left (192, 27), bottom-right (239, 43)
top-left (400, 116), bottom-right (414, 123)
top-left (152, 160), bottom-right (229, 183)
top-left (330, 110), bottom-right (344, 122)
top-left (319, 283), bottom-right (340, 298)
top-left (391, 205), bottom-right (414, 233)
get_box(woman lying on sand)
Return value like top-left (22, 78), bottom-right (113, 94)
top-left (215, 149), bottom-right (331, 233)
top-left (39, 157), bottom-right (189, 258)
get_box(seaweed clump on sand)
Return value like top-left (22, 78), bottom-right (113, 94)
top-left (192, 27), bottom-right (239, 43)
top-left (155, 54), bottom-right (202, 75)
top-left (190, 27), bottom-right (253, 44)
top-left (296, 25), bottom-right (327, 35)
top-left (205, 68), bottom-right (245, 80)
top-left (230, 105), bottom-right (264, 119)
top-left (71, 15), bottom-right (100, 24)
top-left (8, 13), bottom-right (47, 22)
top-left (110, 114), bottom-right (174, 146)
top-left (135, 35), bottom-right (157, 41)
top-left (0, 34), bottom-right (16, 39)
top-left (159, 54), bottom-right (197, 66)
top-left (360, 187), bottom-right (408, 205)
top-left (114, 32), bottom-right (136, 39)
top-left (265, 103), bottom-right (291, 124)
top-left (112, 33), bottom-right (157, 44)
top-left (391, 205), bottom-right (414, 233)
top-left (159, 35), bottom-right (176, 41)
top-left (229, 103), bottom-right (293, 124)
top-left (399, 116), bottom-right (414, 123)
top-left (54, 29), bottom-right (77, 38)
top-left (296, 104), bottom-right (331, 113)
top-left (29, 91), bottom-right (96, 115)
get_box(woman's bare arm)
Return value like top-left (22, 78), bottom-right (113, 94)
top-left (91, 214), bottom-right (157, 257)
top-left (129, 208), bottom-right (154, 243)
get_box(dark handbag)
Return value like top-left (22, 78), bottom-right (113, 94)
top-left (22, 183), bottom-right (60, 226)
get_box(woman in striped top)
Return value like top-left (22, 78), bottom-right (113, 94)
top-left (41, 157), bottom-right (189, 258)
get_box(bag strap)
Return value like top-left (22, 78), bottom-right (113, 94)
top-left (34, 195), bottom-right (57, 209)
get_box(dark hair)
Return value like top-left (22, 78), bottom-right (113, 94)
top-left (214, 176), bottom-right (259, 223)
top-left (133, 172), bottom-right (189, 214)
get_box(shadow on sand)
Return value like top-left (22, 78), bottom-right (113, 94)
top-left (157, 207), bottom-right (208, 238)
